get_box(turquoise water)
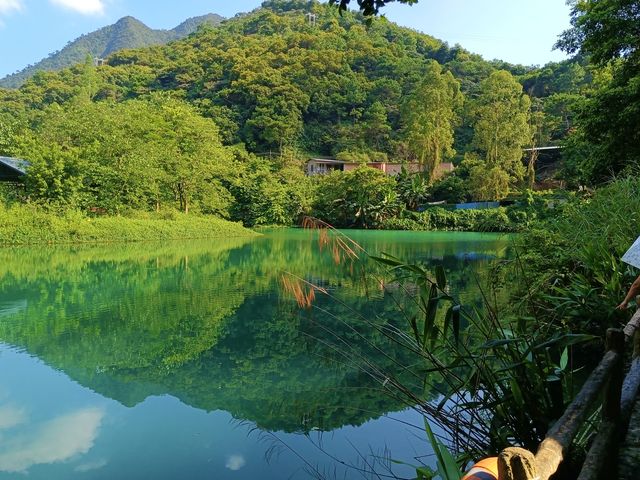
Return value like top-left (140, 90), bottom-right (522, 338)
top-left (0, 229), bottom-right (509, 479)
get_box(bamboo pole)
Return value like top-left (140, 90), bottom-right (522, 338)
top-left (497, 329), bottom-right (625, 480)
top-left (620, 330), bottom-right (640, 431)
top-left (577, 329), bottom-right (625, 480)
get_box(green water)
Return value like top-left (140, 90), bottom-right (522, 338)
top-left (0, 229), bottom-right (509, 479)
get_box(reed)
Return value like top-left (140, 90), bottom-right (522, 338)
top-left (280, 217), bottom-right (599, 478)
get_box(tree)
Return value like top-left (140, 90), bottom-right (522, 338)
top-left (401, 60), bottom-right (462, 179)
top-left (24, 143), bottom-right (87, 206)
top-left (329, 0), bottom-right (418, 16)
top-left (470, 70), bottom-right (533, 183)
top-left (153, 95), bottom-right (234, 214)
top-left (468, 165), bottom-right (510, 201)
top-left (556, 0), bottom-right (640, 66)
top-left (395, 167), bottom-right (430, 210)
top-left (556, 0), bottom-right (640, 184)
top-left (230, 150), bottom-right (313, 226)
top-left (362, 101), bottom-right (392, 151)
top-left (0, 116), bottom-right (17, 156)
top-left (21, 96), bottom-right (234, 214)
top-left (313, 167), bottom-right (400, 228)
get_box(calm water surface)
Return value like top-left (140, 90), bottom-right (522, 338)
top-left (0, 229), bottom-right (509, 479)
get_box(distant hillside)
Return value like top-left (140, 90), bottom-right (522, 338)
top-left (0, 0), bottom-right (586, 160)
top-left (0, 13), bottom-right (224, 88)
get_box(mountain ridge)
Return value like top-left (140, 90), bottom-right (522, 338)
top-left (0, 13), bottom-right (224, 89)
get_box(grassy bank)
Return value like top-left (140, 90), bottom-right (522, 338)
top-left (0, 204), bottom-right (256, 245)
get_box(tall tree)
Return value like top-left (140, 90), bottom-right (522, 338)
top-left (470, 70), bottom-right (533, 183)
top-left (556, 0), bottom-right (640, 183)
top-left (556, 0), bottom-right (640, 66)
top-left (21, 96), bottom-right (234, 214)
top-left (401, 61), bottom-right (462, 179)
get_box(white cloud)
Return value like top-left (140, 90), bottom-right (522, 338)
top-left (74, 458), bottom-right (108, 472)
top-left (225, 454), bottom-right (246, 471)
top-left (0, 408), bottom-right (104, 473)
top-left (0, 405), bottom-right (27, 430)
top-left (0, 0), bottom-right (23, 15)
top-left (49, 0), bottom-right (105, 15)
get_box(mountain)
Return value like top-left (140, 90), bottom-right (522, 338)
top-left (0, 1), bottom-right (586, 161)
top-left (0, 13), bottom-right (224, 89)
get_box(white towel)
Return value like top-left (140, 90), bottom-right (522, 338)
top-left (622, 236), bottom-right (640, 269)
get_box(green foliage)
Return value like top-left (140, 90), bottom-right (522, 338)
top-left (0, 203), bottom-right (254, 245)
top-left (0, 1), bottom-right (606, 228)
top-left (369, 253), bottom-right (598, 455)
top-left (400, 61), bottom-right (462, 177)
top-left (24, 143), bottom-right (87, 207)
top-left (561, 73), bottom-right (640, 184)
top-left (556, 0), bottom-right (640, 66)
top-left (333, 150), bottom-right (389, 165)
top-left (428, 174), bottom-right (471, 204)
top-left (329, 0), bottom-right (418, 16)
top-left (555, 0), bottom-right (640, 185)
top-left (313, 166), bottom-right (400, 228)
top-left (421, 418), bottom-right (461, 480)
top-left (395, 168), bottom-right (430, 210)
top-left (230, 158), bottom-right (313, 226)
top-left (0, 114), bottom-right (20, 156)
top-left (1, 1), bottom-right (506, 160)
top-left (513, 176), bottom-right (640, 334)
top-left (0, 14), bottom-right (223, 89)
top-left (470, 70), bottom-right (533, 184)
top-left (382, 206), bottom-right (525, 233)
top-left (20, 95), bottom-right (234, 215)
top-left (468, 165), bottom-right (511, 201)
top-left (429, 152), bottom-right (513, 203)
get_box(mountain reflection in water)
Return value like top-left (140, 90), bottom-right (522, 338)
top-left (0, 229), bottom-right (509, 479)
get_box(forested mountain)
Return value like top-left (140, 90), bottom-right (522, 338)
top-left (0, 13), bottom-right (224, 88)
top-left (0, 0), bottom-right (602, 224)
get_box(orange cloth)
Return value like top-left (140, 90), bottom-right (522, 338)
top-left (461, 457), bottom-right (498, 480)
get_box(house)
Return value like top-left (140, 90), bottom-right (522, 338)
top-left (306, 158), bottom-right (455, 179)
top-left (0, 156), bottom-right (29, 182)
top-left (306, 158), bottom-right (347, 175)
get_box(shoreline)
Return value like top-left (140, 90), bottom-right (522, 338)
top-left (0, 209), bottom-right (257, 246)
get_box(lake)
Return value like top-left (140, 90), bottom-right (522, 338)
top-left (0, 229), bottom-right (509, 479)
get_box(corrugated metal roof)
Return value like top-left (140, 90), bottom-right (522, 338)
top-left (0, 156), bottom-right (29, 175)
top-left (308, 158), bottom-right (346, 164)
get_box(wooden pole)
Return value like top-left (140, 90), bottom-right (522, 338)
top-left (620, 330), bottom-right (640, 434)
top-left (497, 329), bottom-right (629, 480)
top-left (498, 447), bottom-right (537, 480)
top-left (533, 349), bottom-right (621, 480)
top-left (577, 329), bottom-right (625, 480)
top-left (603, 329), bottom-right (625, 421)
top-left (577, 421), bottom-right (617, 480)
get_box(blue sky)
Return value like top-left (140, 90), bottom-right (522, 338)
top-left (0, 0), bottom-right (572, 79)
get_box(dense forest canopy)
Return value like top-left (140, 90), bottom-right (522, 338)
top-left (0, 0), bottom-right (635, 226)
top-left (555, 0), bottom-right (640, 183)
top-left (0, 14), bottom-right (224, 89)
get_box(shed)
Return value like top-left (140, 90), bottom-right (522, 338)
top-left (0, 156), bottom-right (29, 182)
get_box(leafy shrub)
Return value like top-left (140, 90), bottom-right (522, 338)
top-left (429, 174), bottom-right (471, 203)
top-left (381, 207), bottom-right (526, 233)
top-left (312, 166), bottom-right (401, 228)
top-left (230, 162), bottom-right (313, 227)
top-left (512, 176), bottom-right (640, 333)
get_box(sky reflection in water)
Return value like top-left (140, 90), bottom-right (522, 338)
top-left (0, 229), bottom-right (509, 478)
